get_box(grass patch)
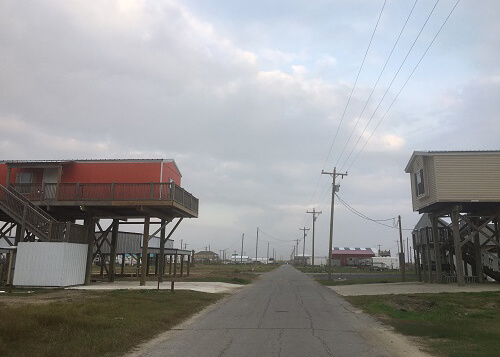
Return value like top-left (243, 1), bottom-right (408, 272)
top-left (346, 291), bottom-right (500, 357)
top-left (0, 289), bottom-right (222, 357)
top-left (318, 275), bottom-right (419, 286)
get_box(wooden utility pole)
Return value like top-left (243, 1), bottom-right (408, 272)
top-left (322, 167), bottom-right (347, 280)
top-left (240, 233), bottom-right (244, 264)
top-left (266, 242), bottom-right (269, 265)
top-left (306, 208), bottom-right (322, 267)
top-left (398, 215), bottom-right (405, 282)
top-left (299, 227), bottom-right (310, 262)
top-left (255, 227), bottom-right (259, 264)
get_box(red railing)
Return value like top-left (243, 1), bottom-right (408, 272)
top-left (11, 182), bottom-right (199, 214)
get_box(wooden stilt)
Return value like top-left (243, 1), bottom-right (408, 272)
top-left (84, 218), bottom-right (96, 285)
top-left (140, 217), bottom-right (150, 286)
top-left (169, 255), bottom-right (172, 275)
top-left (180, 255), bottom-right (184, 277)
top-left (431, 217), bottom-right (442, 283)
top-left (451, 207), bottom-right (465, 286)
top-left (159, 219), bottom-right (166, 282)
top-left (121, 254), bottom-right (125, 275)
top-left (173, 253), bottom-right (178, 277)
top-left (109, 219), bottom-right (119, 282)
top-left (187, 255), bottom-right (191, 276)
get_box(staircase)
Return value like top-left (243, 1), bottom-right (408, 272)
top-left (0, 184), bottom-right (88, 242)
top-left (462, 241), bottom-right (500, 282)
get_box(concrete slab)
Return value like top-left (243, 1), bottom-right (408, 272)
top-left (68, 281), bottom-right (244, 294)
top-left (329, 282), bottom-right (500, 296)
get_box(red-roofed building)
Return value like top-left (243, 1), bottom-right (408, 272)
top-left (332, 247), bottom-right (376, 266)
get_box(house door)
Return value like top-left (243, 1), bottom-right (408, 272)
top-left (42, 168), bottom-right (59, 199)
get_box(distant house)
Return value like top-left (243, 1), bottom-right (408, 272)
top-left (194, 250), bottom-right (219, 264)
top-left (332, 247), bottom-right (376, 266)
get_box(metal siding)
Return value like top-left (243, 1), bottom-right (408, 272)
top-left (434, 154), bottom-right (500, 201)
top-left (61, 162), bottom-right (162, 183)
top-left (13, 242), bottom-right (86, 286)
top-left (96, 232), bottom-right (173, 254)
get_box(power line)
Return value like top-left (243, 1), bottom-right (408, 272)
top-left (346, 0), bottom-right (460, 171)
top-left (334, 0), bottom-right (419, 168)
top-left (336, 193), bottom-right (415, 231)
top-left (301, 0), bottom-right (388, 228)
top-left (322, 0), bottom-right (387, 173)
top-left (341, 0), bottom-right (442, 171)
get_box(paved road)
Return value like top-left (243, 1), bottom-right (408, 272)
top-left (128, 265), bottom-right (425, 357)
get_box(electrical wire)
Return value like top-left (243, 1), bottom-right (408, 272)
top-left (336, 193), bottom-right (414, 231)
top-left (341, 0), bottom-right (442, 171)
top-left (300, 0), bottom-right (388, 228)
top-left (322, 0), bottom-right (386, 173)
top-left (346, 0), bottom-right (460, 171)
top-left (334, 0), bottom-right (419, 168)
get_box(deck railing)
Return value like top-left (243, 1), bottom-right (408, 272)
top-left (0, 185), bottom-right (88, 243)
top-left (11, 182), bottom-right (199, 214)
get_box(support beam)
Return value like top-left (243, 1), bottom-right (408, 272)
top-left (121, 254), bottom-right (125, 275)
top-left (84, 218), bottom-right (96, 285)
top-left (180, 255), bottom-right (184, 277)
top-left (473, 220), bottom-right (484, 283)
top-left (187, 254), bottom-right (191, 276)
top-left (159, 219), bottom-right (166, 283)
top-left (108, 219), bottom-right (119, 282)
top-left (431, 217), bottom-right (443, 283)
top-left (451, 207), bottom-right (465, 286)
top-left (140, 216), bottom-right (150, 286)
top-left (173, 252), bottom-right (178, 277)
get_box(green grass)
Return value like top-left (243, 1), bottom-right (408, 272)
top-left (346, 291), bottom-right (500, 357)
top-left (0, 289), bottom-right (222, 357)
top-left (318, 275), bottom-right (420, 286)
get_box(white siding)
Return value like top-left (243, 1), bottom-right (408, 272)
top-left (13, 242), bottom-right (87, 287)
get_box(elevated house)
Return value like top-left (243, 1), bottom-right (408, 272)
top-left (0, 159), bottom-right (198, 287)
top-left (405, 151), bottom-right (500, 285)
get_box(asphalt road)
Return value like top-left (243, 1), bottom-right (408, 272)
top-left (128, 265), bottom-right (424, 357)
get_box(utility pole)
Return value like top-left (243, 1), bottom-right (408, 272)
top-left (266, 242), bottom-right (269, 265)
top-left (398, 215), bottom-right (405, 282)
top-left (306, 208), bottom-right (322, 267)
top-left (322, 167), bottom-right (348, 281)
top-left (377, 244), bottom-right (382, 255)
top-left (255, 227), bottom-right (259, 264)
top-left (299, 227), bottom-right (310, 262)
top-left (240, 233), bottom-right (244, 264)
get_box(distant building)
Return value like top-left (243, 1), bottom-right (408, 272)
top-left (332, 247), bottom-right (376, 266)
top-left (194, 250), bottom-right (219, 264)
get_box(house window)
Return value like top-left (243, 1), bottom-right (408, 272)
top-left (414, 169), bottom-right (425, 196)
top-left (15, 172), bottom-right (34, 194)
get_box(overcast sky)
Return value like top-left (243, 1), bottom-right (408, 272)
top-left (1, 0), bottom-right (499, 259)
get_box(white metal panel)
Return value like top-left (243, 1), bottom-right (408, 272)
top-left (13, 242), bottom-right (87, 287)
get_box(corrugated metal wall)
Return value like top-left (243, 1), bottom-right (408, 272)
top-left (13, 242), bottom-right (87, 287)
top-left (95, 232), bottom-right (174, 254)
